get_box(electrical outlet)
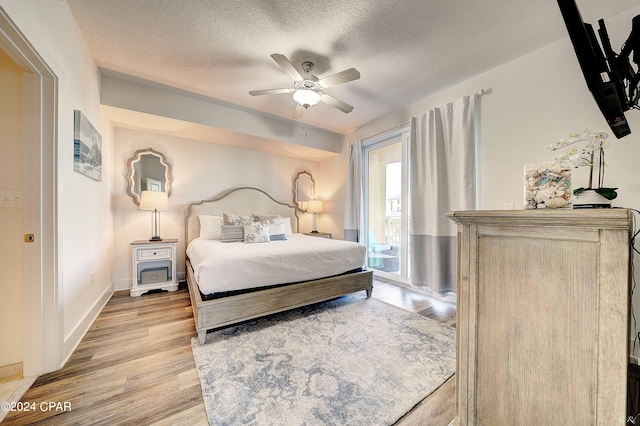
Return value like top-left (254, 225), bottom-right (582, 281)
top-left (90, 272), bottom-right (95, 286)
top-left (0, 191), bottom-right (8, 207)
top-left (503, 203), bottom-right (515, 210)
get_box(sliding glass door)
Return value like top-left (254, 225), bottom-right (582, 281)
top-left (363, 130), bottom-right (410, 283)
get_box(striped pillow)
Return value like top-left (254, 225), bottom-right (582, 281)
top-left (221, 225), bottom-right (244, 242)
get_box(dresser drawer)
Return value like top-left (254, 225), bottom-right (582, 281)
top-left (137, 247), bottom-right (172, 261)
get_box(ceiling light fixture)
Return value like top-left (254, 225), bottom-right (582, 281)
top-left (293, 89), bottom-right (321, 108)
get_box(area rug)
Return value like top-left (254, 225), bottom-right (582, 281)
top-left (191, 298), bottom-right (456, 426)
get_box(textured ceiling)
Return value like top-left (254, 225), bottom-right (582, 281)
top-left (67, 0), bottom-right (639, 135)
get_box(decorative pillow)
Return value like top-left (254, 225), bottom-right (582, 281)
top-left (243, 222), bottom-right (270, 244)
top-left (221, 225), bottom-right (244, 242)
top-left (268, 221), bottom-right (287, 241)
top-left (198, 215), bottom-right (223, 240)
top-left (223, 212), bottom-right (253, 226)
top-left (253, 214), bottom-right (282, 225)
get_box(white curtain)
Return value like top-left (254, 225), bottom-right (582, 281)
top-left (409, 94), bottom-right (477, 294)
top-left (344, 139), bottom-right (363, 242)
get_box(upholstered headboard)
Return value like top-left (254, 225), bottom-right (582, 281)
top-left (185, 187), bottom-right (299, 246)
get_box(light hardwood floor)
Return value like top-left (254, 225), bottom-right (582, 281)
top-left (2, 280), bottom-right (456, 425)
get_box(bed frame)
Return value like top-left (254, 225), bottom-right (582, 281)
top-left (185, 187), bottom-right (373, 344)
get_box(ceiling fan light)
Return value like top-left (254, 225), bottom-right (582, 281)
top-left (293, 89), bottom-right (321, 107)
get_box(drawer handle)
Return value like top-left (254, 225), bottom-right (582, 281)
top-left (153, 252), bottom-right (156, 255)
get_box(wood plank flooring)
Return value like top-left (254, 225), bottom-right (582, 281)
top-left (2, 280), bottom-right (456, 426)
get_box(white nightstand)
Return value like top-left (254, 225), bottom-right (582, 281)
top-left (304, 232), bottom-right (332, 239)
top-left (130, 239), bottom-right (178, 297)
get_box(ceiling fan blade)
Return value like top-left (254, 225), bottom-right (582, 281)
top-left (249, 88), bottom-right (294, 96)
top-left (293, 103), bottom-right (305, 119)
top-left (318, 68), bottom-right (360, 88)
top-left (320, 94), bottom-right (354, 113)
top-left (271, 53), bottom-right (304, 82)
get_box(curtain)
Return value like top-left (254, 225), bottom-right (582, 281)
top-left (344, 139), bottom-right (363, 242)
top-left (409, 94), bottom-right (477, 294)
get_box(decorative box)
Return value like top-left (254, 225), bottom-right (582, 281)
top-left (141, 267), bottom-right (168, 284)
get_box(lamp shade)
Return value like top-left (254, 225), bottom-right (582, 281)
top-left (139, 191), bottom-right (168, 210)
top-left (293, 89), bottom-right (321, 107)
top-left (307, 199), bottom-right (323, 214)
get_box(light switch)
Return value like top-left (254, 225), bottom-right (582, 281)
top-left (0, 190), bottom-right (22, 208)
top-left (9, 191), bottom-right (21, 207)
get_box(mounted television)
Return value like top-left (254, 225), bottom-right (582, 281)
top-left (557, 0), bottom-right (640, 138)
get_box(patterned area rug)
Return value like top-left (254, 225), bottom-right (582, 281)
top-left (191, 298), bottom-right (456, 426)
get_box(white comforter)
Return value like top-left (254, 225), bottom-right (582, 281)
top-left (187, 234), bottom-right (366, 295)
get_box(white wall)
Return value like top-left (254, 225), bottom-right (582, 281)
top-left (319, 4), bottom-right (640, 355)
top-left (1, 0), bottom-right (114, 365)
top-left (324, 5), bottom-right (640, 224)
top-left (0, 47), bottom-right (23, 371)
top-left (111, 127), bottom-right (321, 289)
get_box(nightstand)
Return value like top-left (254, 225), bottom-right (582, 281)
top-left (130, 239), bottom-right (178, 297)
top-left (304, 232), bottom-right (332, 239)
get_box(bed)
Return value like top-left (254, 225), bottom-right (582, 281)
top-left (185, 187), bottom-right (373, 344)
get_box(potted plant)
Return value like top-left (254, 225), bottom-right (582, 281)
top-left (547, 130), bottom-right (617, 208)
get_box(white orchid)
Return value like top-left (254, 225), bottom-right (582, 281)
top-left (546, 129), bottom-right (617, 200)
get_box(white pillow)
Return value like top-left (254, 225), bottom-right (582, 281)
top-left (282, 216), bottom-right (293, 236)
top-left (243, 222), bottom-right (270, 244)
top-left (199, 215), bottom-right (223, 240)
top-left (268, 221), bottom-right (286, 236)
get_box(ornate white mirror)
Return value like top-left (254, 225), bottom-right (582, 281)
top-left (293, 171), bottom-right (315, 213)
top-left (126, 148), bottom-right (173, 206)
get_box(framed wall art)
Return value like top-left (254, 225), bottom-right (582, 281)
top-left (73, 110), bottom-right (102, 181)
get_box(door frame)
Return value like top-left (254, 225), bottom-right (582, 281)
top-left (0, 7), bottom-right (60, 375)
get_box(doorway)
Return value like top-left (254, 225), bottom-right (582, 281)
top-left (0, 7), bottom-right (59, 378)
top-left (0, 44), bottom-right (24, 381)
top-left (363, 130), bottom-right (410, 284)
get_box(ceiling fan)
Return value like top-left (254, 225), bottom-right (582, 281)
top-left (249, 53), bottom-right (360, 119)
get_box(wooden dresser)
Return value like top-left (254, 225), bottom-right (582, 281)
top-left (447, 209), bottom-right (632, 425)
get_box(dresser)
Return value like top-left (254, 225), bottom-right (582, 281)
top-left (130, 239), bottom-right (178, 297)
top-left (447, 209), bottom-right (632, 425)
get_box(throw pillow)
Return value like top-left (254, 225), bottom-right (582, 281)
top-left (243, 222), bottom-right (270, 244)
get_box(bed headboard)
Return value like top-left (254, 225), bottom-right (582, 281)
top-left (185, 187), bottom-right (299, 245)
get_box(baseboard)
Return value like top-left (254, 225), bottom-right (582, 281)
top-left (62, 282), bottom-right (114, 366)
top-left (0, 362), bottom-right (22, 379)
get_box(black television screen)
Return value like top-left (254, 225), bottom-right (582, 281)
top-left (557, 0), bottom-right (632, 138)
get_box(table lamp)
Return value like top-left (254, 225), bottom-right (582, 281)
top-left (139, 191), bottom-right (168, 241)
top-left (307, 199), bottom-right (323, 233)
